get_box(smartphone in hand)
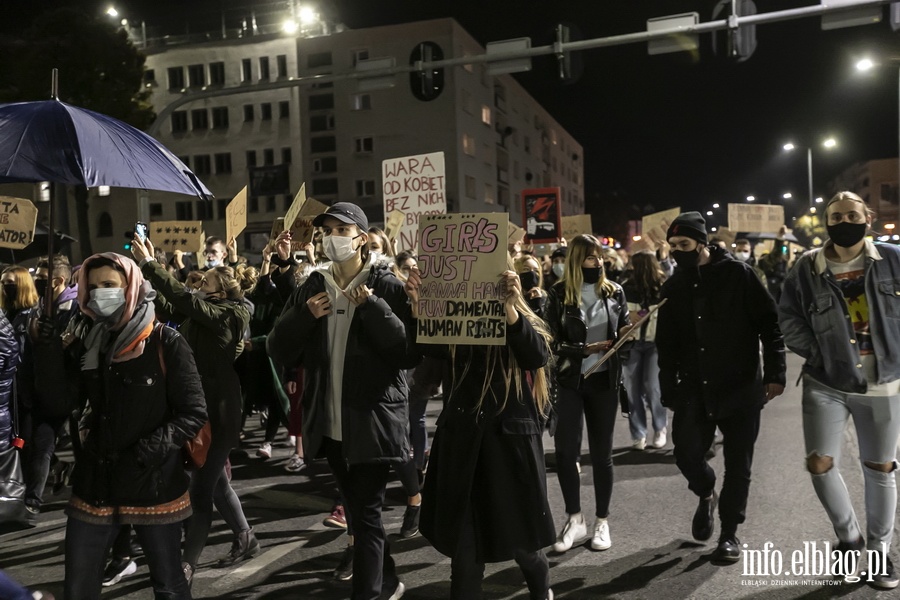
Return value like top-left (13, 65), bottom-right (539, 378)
top-left (135, 221), bottom-right (149, 243)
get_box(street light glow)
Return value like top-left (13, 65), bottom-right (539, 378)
top-left (856, 58), bottom-right (875, 72)
top-left (632, 235), bottom-right (642, 241)
top-left (712, 203), bottom-right (720, 209)
top-left (106, 7), bottom-right (119, 17)
top-left (282, 19), bottom-right (299, 33)
top-left (886, 223), bottom-right (896, 230)
top-left (783, 192), bottom-right (792, 199)
top-left (299, 6), bottom-right (318, 24)
top-left (815, 197), bottom-right (823, 203)
top-left (810, 207), bottom-right (817, 214)
top-left (746, 195), bottom-right (755, 202)
top-left (823, 138), bottom-right (837, 149)
top-left (783, 143), bottom-right (795, 151)
top-left (706, 210), bottom-right (713, 216)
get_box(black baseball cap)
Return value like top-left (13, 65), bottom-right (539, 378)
top-left (312, 202), bottom-right (369, 231)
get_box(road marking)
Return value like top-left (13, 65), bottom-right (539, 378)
top-left (207, 539), bottom-right (307, 589)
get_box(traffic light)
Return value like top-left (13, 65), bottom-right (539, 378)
top-left (711, 0), bottom-right (757, 62)
top-left (409, 42), bottom-right (445, 102)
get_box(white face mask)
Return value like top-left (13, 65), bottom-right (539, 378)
top-left (88, 288), bottom-right (126, 319)
top-left (734, 251), bottom-right (751, 262)
top-left (323, 235), bottom-right (360, 263)
top-left (552, 263), bottom-right (565, 278)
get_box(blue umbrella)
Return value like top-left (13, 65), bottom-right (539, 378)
top-left (0, 99), bottom-right (211, 199)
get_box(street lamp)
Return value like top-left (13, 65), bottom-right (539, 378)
top-left (782, 138), bottom-right (838, 212)
top-left (106, 6), bottom-right (119, 17)
top-left (783, 192), bottom-right (793, 199)
top-left (856, 56), bottom-right (899, 217)
top-left (746, 195), bottom-right (755, 202)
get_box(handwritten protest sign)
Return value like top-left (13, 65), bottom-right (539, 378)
top-left (383, 152), bottom-right (446, 252)
top-left (561, 214), bottom-right (592, 243)
top-left (225, 186), bottom-right (248, 244)
top-left (508, 221), bottom-right (526, 245)
top-left (270, 217), bottom-right (285, 240)
top-left (384, 210), bottom-right (405, 243)
top-left (283, 184), bottom-right (327, 249)
top-left (642, 207), bottom-right (680, 244)
top-left (417, 213), bottom-right (508, 346)
top-left (150, 220), bottom-right (204, 253)
top-left (728, 204), bottom-right (784, 234)
top-left (0, 197), bottom-right (37, 250)
top-left (522, 188), bottom-right (562, 243)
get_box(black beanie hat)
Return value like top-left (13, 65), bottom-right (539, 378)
top-left (666, 211), bottom-right (708, 245)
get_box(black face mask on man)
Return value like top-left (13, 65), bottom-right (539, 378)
top-left (826, 222), bottom-right (867, 249)
top-left (34, 279), bottom-right (48, 298)
top-left (672, 248), bottom-right (701, 270)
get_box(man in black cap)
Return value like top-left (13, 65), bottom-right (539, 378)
top-left (656, 211), bottom-right (786, 562)
top-left (268, 202), bottom-right (417, 600)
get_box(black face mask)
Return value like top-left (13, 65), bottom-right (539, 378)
top-left (672, 249), bottom-right (701, 269)
top-left (34, 279), bottom-right (48, 298)
top-left (827, 222), bottom-right (867, 248)
top-left (581, 266), bottom-right (602, 284)
top-left (2, 283), bottom-right (17, 302)
top-left (519, 271), bottom-right (540, 291)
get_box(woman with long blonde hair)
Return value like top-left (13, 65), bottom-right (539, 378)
top-left (407, 261), bottom-right (557, 600)
top-left (545, 234), bottom-right (632, 554)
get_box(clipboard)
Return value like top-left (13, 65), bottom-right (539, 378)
top-left (583, 298), bottom-right (668, 377)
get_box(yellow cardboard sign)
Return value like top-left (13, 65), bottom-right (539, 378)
top-left (0, 196), bottom-right (38, 250)
top-left (150, 220), bottom-right (204, 253)
top-left (728, 204), bottom-right (784, 234)
top-left (225, 186), bottom-right (248, 243)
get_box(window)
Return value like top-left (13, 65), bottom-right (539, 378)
top-left (311, 136), bottom-right (336, 153)
top-left (266, 196), bottom-right (277, 212)
top-left (193, 155), bottom-right (211, 176)
top-left (149, 203), bottom-right (163, 218)
top-left (171, 110), bottom-right (188, 133)
top-left (178, 156), bottom-right (190, 167)
top-left (279, 101), bottom-right (290, 119)
top-left (246, 150), bottom-right (257, 167)
top-left (191, 109), bottom-right (208, 130)
top-left (217, 199), bottom-right (229, 219)
top-left (214, 153), bottom-right (232, 174)
top-left (354, 137), bottom-right (373, 154)
top-left (351, 48), bottom-right (369, 66)
top-left (465, 176), bottom-right (476, 199)
top-left (188, 64), bottom-right (205, 87)
top-left (263, 148), bottom-right (275, 165)
top-left (355, 180), bottom-right (375, 197)
top-left (211, 107), bottom-right (229, 129)
top-left (276, 54), bottom-right (288, 77)
top-left (313, 157), bottom-right (338, 173)
top-left (312, 178), bottom-right (339, 195)
top-left (462, 134), bottom-right (476, 156)
top-left (485, 183), bottom-right (495, 204)
top-left (524, 135), bottom-right (531, 153)
top-left (283, 195), bottom-right (293, 212)
top-left (310, 114), bottom-right (335, 132)
top-left (249, 196), bottom-right (259, 213)
top-left (259, 56), bottom-right (270, 80)
top-left (167, 66), bottom-right (184, 90)
top-left (143, 69), bottom-right (156, 83)
top-left (175, 201), bottom-right (193, 220)
top-left (260, 103), bottom-right (272, 120)
top-left (481, 105), bottom-right (491, 125)
top-left (97, 212), bottom-right (113, 238)
top-left (461, 90), bottom-right (473, 114)
top-left (309, 94), bottom-right (334, 111)
top-left (307, 52), bottom-right (333, 68)
top-left (350, 93), bottom-right (371, 111)
top-left (243, 105), bottom-right (254, 122)
top-left (281, 147), bottom-right (292, 164)
top-left (209, 62), bottom-right (225, 85)
top-left (241, 58), bottom-right (252, 81)
top-left (196, 200), bottom-right (212, 220)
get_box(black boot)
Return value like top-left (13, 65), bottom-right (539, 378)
top-left (215, 528), bottom-right (261, 568)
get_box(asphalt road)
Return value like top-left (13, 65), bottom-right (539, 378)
top-left (3, 352), bottom-right (894, 599)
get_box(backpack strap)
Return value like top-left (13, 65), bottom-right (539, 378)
top-left (155, 323), bottom-right (166, 378)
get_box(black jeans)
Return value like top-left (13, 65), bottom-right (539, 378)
top-left (554, 373), bottom-right (618, 518)
top-left (24, 415), bottom-right (65, 508)
top-left (672, 399), bottom-right (762, 536)
top-left (451, 504), bottom-right (549, 600)
top-left (323, 438), bottom-right (399, 600)
top-left (64, 517), bottom-right (190, 600)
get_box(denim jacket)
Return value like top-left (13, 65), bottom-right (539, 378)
top-left (778, 240), bottom-right (900, 393)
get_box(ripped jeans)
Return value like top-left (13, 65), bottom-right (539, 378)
top-left (802, 376), bottom-right (900, 552)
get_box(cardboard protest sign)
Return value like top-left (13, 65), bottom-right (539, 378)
top-left (521, 188), bottom-right (562, 243)
top-left (561, 214), bottom-right (592, 243)
top-left (642, 207), bottom-right (680, 244)
top-left (630, 237), bottom-right (653, 253)
top-left (151, 221), bottom-right (204, 253)
top-left (270, 217), bottom-right (285, 240)
top-left (225, 186), bottom-right (248, 243)
top-left (508, 222), bottom-right (526, 245)
top-left (715, 226), bottom-right (738, 248)
top-left (0, 196), bottom-right (37, 249)
top-left (383, 152), bottom-right (446, 252)
top-left (283, 184), bottom-right (327, 249)
top-left (417, 213), bottom-right (508, 346)
top-left (384, 210), bottom-right (405, 242)
top-left (728, 204), bottom-right (784, 234)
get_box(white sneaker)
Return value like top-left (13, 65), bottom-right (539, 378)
top-left (591, 518), bottom-right (611, 550)
top-left (256, 442), bottom-right (272, 459)
top-left (651, 428), bottom-right (667, 449)
top-left (552, 513), bottom-right (588, 553)
top-left (386, 581), bottom-right (405, 600)
top-left (632, 438), bottom-right (646, 451)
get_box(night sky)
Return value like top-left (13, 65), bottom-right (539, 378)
top-left (7, 0), bottom-right (900, 222)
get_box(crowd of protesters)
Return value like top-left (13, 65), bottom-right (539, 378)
top-left (2, 190), bottom-right (899, 599)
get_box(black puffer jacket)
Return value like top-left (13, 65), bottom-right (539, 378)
top-left (0, 312), bottom-right (19, 451)
top-left (34, 323), bottom-right (206, 506)
top-left (656, 245), bottom-right (786, 419)
top-left (267, 262), bottom-right (419, 465)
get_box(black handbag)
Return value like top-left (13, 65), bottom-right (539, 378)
top-left (0, 377), bottom-right (26, 522)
